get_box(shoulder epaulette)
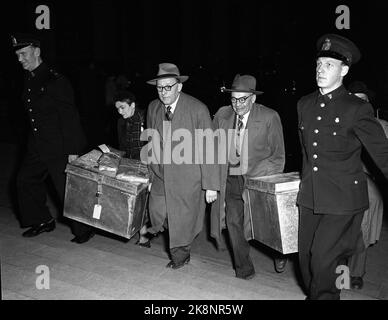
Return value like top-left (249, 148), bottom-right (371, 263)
top-left (49, 68), bottom-right (62, 80)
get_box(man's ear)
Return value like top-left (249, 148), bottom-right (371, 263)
top-left (251, 94), bottom-right (256, 104)
top-left (341, 64), bottom-right (349, 77)
top-left (34, 47), bottom-right (41, 58)
top-left (130, 102), bottom-right (135, 109)
top-left (177, 83), bottom-right (183, 92)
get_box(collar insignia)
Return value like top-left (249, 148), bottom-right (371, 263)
top-left (322, 38), bottom-right (331, 51)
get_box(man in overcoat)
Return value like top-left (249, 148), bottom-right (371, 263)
top-left (297, 34), bottom-right (388, 299)
top-left (144, 63), bottom-right (219, 269)
top-left (12, 33), bottom-right (94, 243)
top-left (210, 75), bottom-right (286, 279)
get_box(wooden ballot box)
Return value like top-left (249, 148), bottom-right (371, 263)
top-left (245, 172), bottom-right (300, 254)
top-left (64, 159), bottom-right (148, 240)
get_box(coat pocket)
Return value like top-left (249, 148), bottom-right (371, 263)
top-left (320, 125), bottom-right (348, 152)
top-left (334, 172), bottom-right (368, 210)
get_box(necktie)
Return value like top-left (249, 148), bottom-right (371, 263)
top-left (236, 115), bottom-right (244, 156)
top-left (166, 106), bottom-right (173, 121)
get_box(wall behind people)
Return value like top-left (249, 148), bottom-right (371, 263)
top-left (75, 60), bottom-right (108, 149)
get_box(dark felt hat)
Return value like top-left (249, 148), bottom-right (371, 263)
top-left (221, 74), bottom-right (263, 95)
top-left (316, 33), bottom-right (361, 66)
top-left (11, 33), bottom-right (41, 51)
top-left (348, 81), bottom-right (375, 99)
top-left (147, 63), bottom-right (189, 85)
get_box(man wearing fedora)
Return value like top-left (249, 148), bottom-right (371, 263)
top-left (297, 34), bottom-right (388, 299)
top-left (145, 63), bottom-right (219, 269)
top-left (12, 33), bottom-right (95, 243)
top-left (210, 74), bottom-right (286, 280)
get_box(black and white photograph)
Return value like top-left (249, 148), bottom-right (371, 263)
top-left (0, 0), bottom-right (388, 307)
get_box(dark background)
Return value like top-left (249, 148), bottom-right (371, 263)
top-left (1, 0), bottom-right (388, 172)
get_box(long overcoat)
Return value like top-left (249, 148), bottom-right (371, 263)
top-left (146, 92), bottom-right (219, 248)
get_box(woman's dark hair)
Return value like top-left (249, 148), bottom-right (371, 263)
top-left (114, 90), bottom-right (136, 105)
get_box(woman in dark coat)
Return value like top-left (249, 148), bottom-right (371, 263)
top-left (115, 90), bottom-right (145, 159)
top-left (114, 90), bottom-right (150, 246)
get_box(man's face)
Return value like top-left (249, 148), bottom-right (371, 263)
top-left (231, 92), bottom-right (256, 116)
top-left (316, 57), bottom-right (349, 93)
top-left (156, 78), bottom-right (182, 106)
top-left (15, 46), bottom-right (40, 72)
top-left (115, 101), bottom-right (135, 119)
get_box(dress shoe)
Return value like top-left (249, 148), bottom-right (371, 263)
top-left (71, 230), bottom-right (95, 244)
top-left (135, 239), bottom-right (151, 248)
top-left (274, 257), bottom-right (288, 273)
top-left (22, 219), bottom-right (56, 237)
top-left (351, 276), bottom-right (364, 290)
top-left (166, 256), bottom-right (190, 269)
top-left (236, 272), bottom-right (256, 280)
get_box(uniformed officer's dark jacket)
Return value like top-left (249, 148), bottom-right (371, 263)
top-left (22, 62), bottom-right (87, 160)
top-left (297, 85), bottom-right (388, 215)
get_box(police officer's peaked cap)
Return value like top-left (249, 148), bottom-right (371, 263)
top-left (11, 33), bottom-right (41, 51)
top-left (316, 33), bottom-right (361, 66)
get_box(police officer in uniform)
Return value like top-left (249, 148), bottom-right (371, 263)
top-left (12, 33), bottom-right (95, 243)
top-left (297, 34), bottom-right (388, 299)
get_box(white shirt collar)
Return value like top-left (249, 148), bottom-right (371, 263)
top-left (166, 94), bottom-right (180, 113)
top-left (236, 110), bottom-right (250, 129)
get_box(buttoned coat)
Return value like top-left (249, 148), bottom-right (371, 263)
top-left (210, 103), bottom-right (285, 247)
top-left (297, 85), bottom-right (388, 215)
top-left (146, 92), bottom-right (219, 248)
top-left (22, 63), bottom-right (86, 160)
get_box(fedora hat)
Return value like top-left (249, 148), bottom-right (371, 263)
top-left (348, 81), bottom-right (375, 100)
top-left (222, 74), bottom-right (263, 95)
top-left (146, 63), bottom-right (189, 85)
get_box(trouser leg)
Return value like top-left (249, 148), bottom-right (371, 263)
top-left (148, 191), bottom-right (168, 235)
top-left (309, 212), bottom-right (364, 300)
top-left (298, 206), bottom-right (320, 296)
top-left (17, 151), bottom-right (52, 227)
top-left (170, 245), bottom-right (191, 264)
top-left (348, 249), bottom-right (367, 278)
top-left (225, 175), bottom-right (254, 278)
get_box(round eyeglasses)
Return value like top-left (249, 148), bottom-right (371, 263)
top-left (231, 94), bottom-right (253, 104)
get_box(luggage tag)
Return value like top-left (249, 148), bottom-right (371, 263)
top-left (93, 176), bottom-right (103, 219)
top-left (93, 204), bottom-right (102, 219)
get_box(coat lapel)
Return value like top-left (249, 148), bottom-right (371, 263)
top-left (169, 93), bottom-right (185, 131)
top-left (217, 106), bottom-right (235, 131)
top-left (243, 103), bottom-right (262, 153)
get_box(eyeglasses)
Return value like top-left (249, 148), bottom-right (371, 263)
top-left (231, 94), bottom-right (253, 104)
top-left (156, 82), bottom-right (179, 92)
